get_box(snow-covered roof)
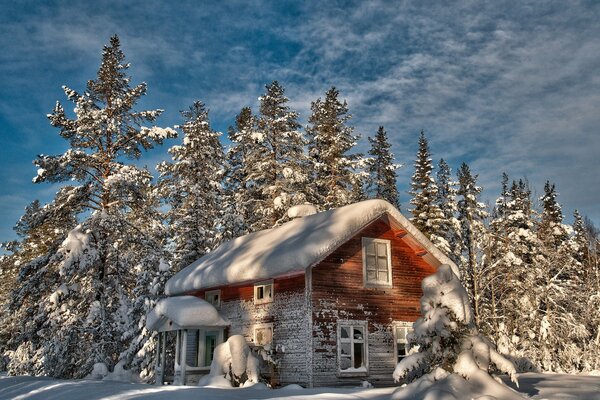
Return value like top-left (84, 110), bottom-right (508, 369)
top-left (146, 296), bottom-right (230, 332)
top-left (165, 199), bottom-right (458, 295)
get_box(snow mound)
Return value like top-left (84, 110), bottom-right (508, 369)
top-left (393, 367), bottom-right (524, 400)
top-left (166, 199), bottom-right (458, 295)
top-left (199, 334), bottom-right (261, 387)
top-left (287, 203), bottom-right (317, 218)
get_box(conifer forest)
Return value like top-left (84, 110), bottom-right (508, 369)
top-left (1, 35), bottom-right (598, 382)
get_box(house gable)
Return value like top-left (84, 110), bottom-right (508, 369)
top-left (309, 216), bottom-right (436, 387)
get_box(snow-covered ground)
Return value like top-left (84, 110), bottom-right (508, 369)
top-left (0, 373), bottom-right (599, 400)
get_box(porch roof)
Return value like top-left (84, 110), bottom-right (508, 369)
top-left (146, 295), bottom-right (230, 332)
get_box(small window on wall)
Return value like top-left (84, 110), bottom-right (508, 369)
top-left (254, 324), bottom-right (273, 347)
top-left (362, 237), bottom-right (392, 287)
top-left (254, 281), bottom-right (273, 304)
top-left (338, 322), bottom-right (368, 374)
top-left (394, 322), bottom-right (414, 363)
top-left (205, 290), bottom-right (221, 308)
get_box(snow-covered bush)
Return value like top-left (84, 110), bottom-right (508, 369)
top-left (198, 335), bottom-right (261, 387)
top-left (392, 264), bottom-right (524, 399)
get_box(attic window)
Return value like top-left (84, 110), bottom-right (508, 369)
top-left (254, 281), bottom-right (273, 305)
top-left (205, 290), bottom-right (221, 308)
top-left (362, 237), bottom-right (392, 287)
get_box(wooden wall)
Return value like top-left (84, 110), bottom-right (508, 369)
top-left (310, 217), bottom-right (436, 387)
top-left (192, 275), bottom-right (310, 386)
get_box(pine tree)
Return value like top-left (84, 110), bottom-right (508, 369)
top-left (1, 192), bottom-right (78, 374)
top-left (158, 101), bottom-right (225, 271)
top-left (392, 265), bottom-right (520, 399)
top-left (250, 81), bottom-right (308, 229)
top-left (7, 35), bottom-right (174, 378)
top-left (306, 87), bottom-right (361, 209)
top-left (535, 182), bottom-right (587, 371)
top-left (433, 159), bottom-right (461, 260)
top-left (223, 107), bottom-right (265, 238)
top-left (366, 126), bottom-right (401, 209)
top-left (409, 130), bottom-right (443, 239)
top-left (456, 162), bottom-right (488, 328)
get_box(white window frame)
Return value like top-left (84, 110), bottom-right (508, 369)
top-left (254, 280), bottom-right (274, 305)
top-left (253, 323), bottom-right (274, 348)
top-left (205, 289), bottom-right (221, 308)
top-left (362, 237), bottom-right (393, 287)
top-left (337, 320), bottom-right (369, 375)
top-left (393, 321), bottom-right (414, 364)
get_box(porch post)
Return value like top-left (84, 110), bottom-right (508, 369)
top-left (181, 329), bottom-right (188, 385)
top-left (174, 330), bottom-right (181, 385)
top-left (154, 332), bottom-right (163, 385)
top-left (160, 331), bottom-right (167, 381)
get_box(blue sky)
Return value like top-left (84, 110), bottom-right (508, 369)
top-left (1, 0), bottom-right (599, 242)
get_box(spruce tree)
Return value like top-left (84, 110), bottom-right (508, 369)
top-left (158, 101), bottom-right (225, 271)
top-left (366, 126), bottom-right (401, 209)
top-left (434, 159), bottom-right (461, 260)
top-left (409, 130), bottom-right (444, 239)
top-left (7, 35), bottom-right (174, 378)
top-left (535, 182), bottom-right (587, 371)
top-left (252, 81), bottom-right (308, 229)
top-left (1, 193), bottom-right (78, 375)
top-left (306, 87), bottom-right (361, 209)
top-left (223, 107), bottom-right (265, 237)
top-left (456, 162), bottom-right (488, 328)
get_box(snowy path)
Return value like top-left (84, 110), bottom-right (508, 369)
top-left (0, 373), bottom-right (599, 399)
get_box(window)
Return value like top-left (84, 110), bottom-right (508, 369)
top-left (254, 323), bottom-right (274, 348)
top-left (393, 322), bottom-right (414, 363)
top-left (362, 237), bottom-right (392, 286)
top-left (338, 322), bottom-right (368, 374)
top-left (205, 290), bottom-right (221, 308)
top-left (254, 281), bottom-right (273, 304)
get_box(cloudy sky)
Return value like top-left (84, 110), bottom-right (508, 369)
top-left (1, 0), bottom-right (599, 242)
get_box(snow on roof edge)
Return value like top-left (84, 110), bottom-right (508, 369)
top-left (165, 199), bottom-right (459, 295)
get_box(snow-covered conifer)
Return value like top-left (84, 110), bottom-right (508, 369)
top-left (366, 126), bottom-right (401, 209)
top-left (392, 265), bottom-right (521, 400)
top-left (306, 87), bottom-right (361, 209)
top-left (456, 162), bottom-right (489, 328)
top-left (223, 107), bottom-right (266, 237)
top-left (409, 131), bottom-right (444, 239)
top-left (433, 159), bottom-right (461, 261)
top-left (534, 182), bottom-right (587, 371)
top-left (7, 35), bottom-right (174, 378)
top-left (157, 101), bottom-right (224, 271)
top-left (251, 81), bottom-right (308, 229)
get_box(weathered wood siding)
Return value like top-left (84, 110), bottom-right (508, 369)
top-left (192, 275), bottom-right (309, 386)
top-left (310, 217), bottom-right (436, 387)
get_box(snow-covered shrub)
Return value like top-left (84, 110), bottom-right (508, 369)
top-left (392, 264), bottom-right (524, 399)
top-left (198, 335), bottom-right (260, 387)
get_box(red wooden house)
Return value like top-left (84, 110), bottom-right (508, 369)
top-left (147, 199), bottom-right (458, 387)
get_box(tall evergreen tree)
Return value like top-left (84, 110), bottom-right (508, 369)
top-left (1, 193), bottom-right (78, 374)
top-left (5, 35), bottom-right (174, 378)
top-left (366, 126), bottom-right (401, 209)
top-left (456, 162), bottom-right (488, 328)
top-left (409, 130), bottom-right (443, 239)
top-left (250, 81), bottom-right (308, 229)
top-left (434, 159), bottom-right (461, 261)
top-left (535, 182), bottom-right (587, 371)
top-left (158, 101), bottom-right (225, 271)
top-left (223, 107), bottom-right (265, 238)
top-left (306, 87), bottom-right (361, 209)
